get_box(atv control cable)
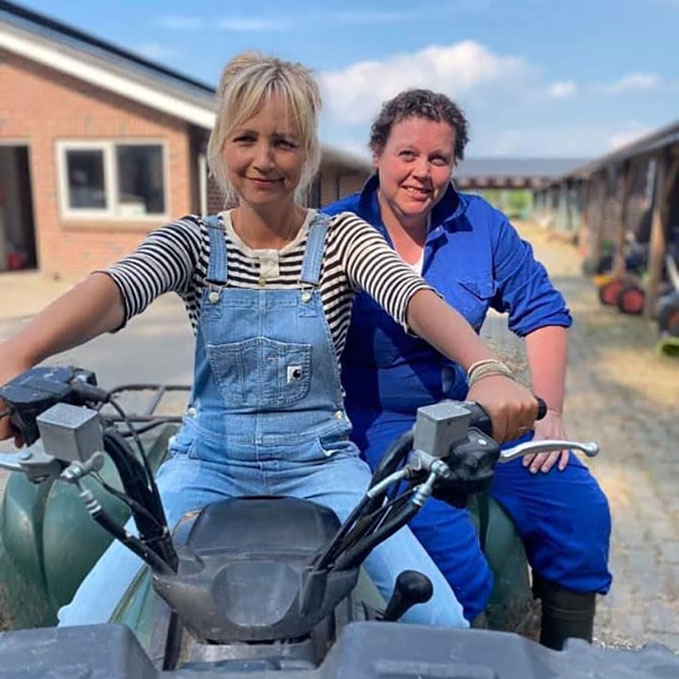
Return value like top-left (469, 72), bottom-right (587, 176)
top-left (333, 501), bottom-right (420, 571)
top-left (91, 472), bottom-right (164, 530)
top-left (77, 481), bottom-right (174, 575)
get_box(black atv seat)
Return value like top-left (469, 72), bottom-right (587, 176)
top-left (159, 497), bottom-right (359, 643)
top-left (182, 496), bottom-right (342, 555)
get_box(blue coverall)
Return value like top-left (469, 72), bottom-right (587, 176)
top-left (324, 177), bottom-right (612, 620)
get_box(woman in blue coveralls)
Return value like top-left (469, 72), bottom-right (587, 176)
top-left (0, 57), bottom-right (540, 628)
top-left (323, 89), bottom-right (612, 649)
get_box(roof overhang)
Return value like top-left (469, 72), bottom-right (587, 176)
top-left (0, 17), bottom-right (216, 128)
top-left (0, 2), bottom-right (371, 174)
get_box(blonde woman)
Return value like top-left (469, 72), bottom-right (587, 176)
top-left (0, 53), bottom-right (537, 628)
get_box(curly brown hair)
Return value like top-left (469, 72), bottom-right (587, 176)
top-left (369, 89), bottom-right (469, 163)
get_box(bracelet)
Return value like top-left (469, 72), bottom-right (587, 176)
top-left (466, 358), bottom-right (501, 376)
top-left (467, 359), bottom-right (515, 387)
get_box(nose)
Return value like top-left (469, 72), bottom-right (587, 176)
top-left (253, 141), bottom-right (275, 172)
top-left (411, 157), bottom-right (431, 180)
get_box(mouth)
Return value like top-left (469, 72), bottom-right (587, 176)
top-left (247, 176), bottom-right (284, 187)
top-left (402, 185), bottom-right (432, 198)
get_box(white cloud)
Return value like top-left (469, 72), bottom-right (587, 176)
top-left (602, 73), bottom-right (661, 94)
top-left (319, 41), bottom-right (531, 124)
top-left (216, 17), bottom-right (290, 32)
top-left (156, 15), bottom-right (204, 30)
top-left (547, 81), bottom-right (576, 99)
top-left (134, 42), bottom-right (181, 62)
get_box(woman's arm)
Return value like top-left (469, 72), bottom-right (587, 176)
top-left (523, 326), bottom-right (569, 473)
top-left (0, 273), bottom-right (123, 444)
top-left (407, 289), bottom-right (538, 443)
top-left (0, 217), bottom-right (202, 445)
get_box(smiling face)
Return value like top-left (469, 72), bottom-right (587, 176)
top-left (221, 94), bottom-right (307, 209)
top-left (373, 116), bottom-right (456, 229)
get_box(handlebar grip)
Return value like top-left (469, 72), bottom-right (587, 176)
top-left (466, 396), bottom-right (548, 438)
top-left (536, 397), bottom-right (547, 420)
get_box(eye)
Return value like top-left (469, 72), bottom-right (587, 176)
top-left (275, 137), bottom-right (299, 149)
top-left (430, 155), bottom-right (451, 167)
top-left (233, 134), bottom-right (255, 144)
top-left (399, 150), bottom-right (416, 160)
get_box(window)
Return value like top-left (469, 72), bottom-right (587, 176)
top-left (58, 141), bottom-right (167, 219)
top-left (65, 149), bottom-right (106, 209)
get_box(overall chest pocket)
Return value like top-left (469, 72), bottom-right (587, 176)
top-left (207, 337), bottom-right (312, 409)
top-left (456, 278), bottom-right (497, 331)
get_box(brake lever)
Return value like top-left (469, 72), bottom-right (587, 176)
top-left (0, 444), bottom-right (63, 482)
top-left (498, 439), bottom-right (599, 463)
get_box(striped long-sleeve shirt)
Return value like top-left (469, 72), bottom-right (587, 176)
top-left (106, 209), bottom-right (432, 358)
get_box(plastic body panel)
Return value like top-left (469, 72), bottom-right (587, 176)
top-left (0, 425), bottom-right (175, 628)
top-left (1, 621), bottom-right (678, 678)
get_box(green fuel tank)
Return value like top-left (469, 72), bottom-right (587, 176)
top-left (0, 426), bottom-right (174, 629)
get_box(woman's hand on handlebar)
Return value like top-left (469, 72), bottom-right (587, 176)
top-left (0, 342), bottom-right (32, 447)
top-left (467, 375), bottom-right (538, 444)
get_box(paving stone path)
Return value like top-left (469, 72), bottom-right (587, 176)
top-left (483, 223), bottom-right (679, 651)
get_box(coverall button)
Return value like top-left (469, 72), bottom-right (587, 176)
top-left (208, 291), bottom-right (220, 304)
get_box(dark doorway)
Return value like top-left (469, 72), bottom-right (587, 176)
top-left (0, 145), bottom-right (37, 272)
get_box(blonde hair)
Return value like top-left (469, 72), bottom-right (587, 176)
top-left (207, 52), bottom-right (322, 205)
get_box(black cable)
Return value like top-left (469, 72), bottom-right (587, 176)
top-left (70, 380), bottom-right (178, 571)
top-left (333, 502), bottom-right (420, 572)
top-left (106, 397), bottom-right (147, 458)
top-left (90, 505), bottom-right (174, 575)
top-left (101, 431), bottom-right (178, 570)
top-left (329, 487), bottom-right (416, 563)
top-left (98, 393), bottom-right (171, 531)
top-left (93, 472), bottom-right (163, 530)
top-left (313, 493), bottom-right (374, 571)
top-left (106, 397), bottom-right (167, 525)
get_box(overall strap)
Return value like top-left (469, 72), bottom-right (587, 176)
top-left (299, 212), bottom-right (329, 287)
top-left (205, 214), bottom-right (228, 285)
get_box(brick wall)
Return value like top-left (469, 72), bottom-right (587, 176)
top-left (0, 48), bottom-right (195, 279)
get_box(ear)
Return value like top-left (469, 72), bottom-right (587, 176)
top-left (372, 151), bottom-right (381, 171)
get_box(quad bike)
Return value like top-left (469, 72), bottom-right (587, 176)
top-left (0, 371), bottom-right (530, 635)
top-left (0, 367), bottom-right (676, 679)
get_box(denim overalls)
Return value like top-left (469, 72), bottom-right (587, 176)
top-left (60, 212), bottom-right (466, 628)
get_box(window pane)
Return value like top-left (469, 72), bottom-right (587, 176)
top-left (66, 150), bottom-right (106, 209)
top-left (116, 145), bottom-right (165, 216)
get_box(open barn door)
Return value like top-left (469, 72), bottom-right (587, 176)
top-left (0, 145), bottom-right (37, 272)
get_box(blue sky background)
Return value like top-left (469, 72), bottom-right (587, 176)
top-left (16, 0), bottom-right (679, 160)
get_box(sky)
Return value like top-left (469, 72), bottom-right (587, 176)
top-left (14, 0), bottom-right (679, 160)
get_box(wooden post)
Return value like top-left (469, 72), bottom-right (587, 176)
top-left (612, 161), bottom-right (634, 277)
top-left (644, 153), bottom-right (669, 317)
top-left (588, 172), bottom-right (607, 266)
top-left (578, 180), bottom-right (589, 253)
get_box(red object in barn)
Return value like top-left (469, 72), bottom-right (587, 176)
top-left (7, 252), bottom-right (24, 270)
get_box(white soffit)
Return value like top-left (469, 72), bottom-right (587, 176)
top-left (0, 24), bottom-right (216, 129)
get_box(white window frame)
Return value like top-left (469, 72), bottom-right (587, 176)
top-left (56, 140), bottom-right (169, 221)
